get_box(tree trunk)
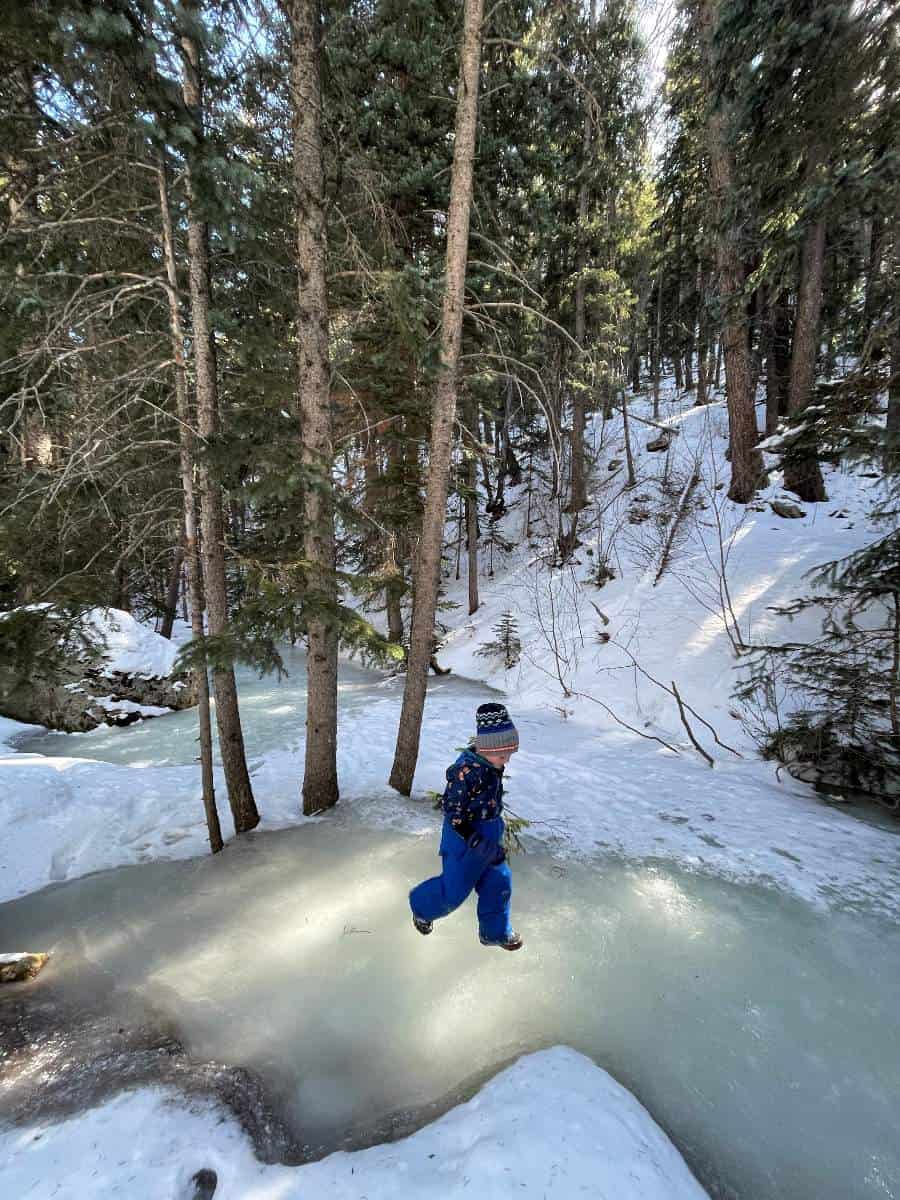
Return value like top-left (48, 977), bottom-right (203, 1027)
top-left (160, 535), bottom-right (185, 640)
top-left (568, 0), bottom-right (596, 515)
top-left (621, 387), bottom-right (637, 488)
top-left (785, 205), bottom-right (828, 501)
top-left (156, 157), bottom-right (222, 855)
top-left (673, 199), bottom-right (685, 393)
top-left (630, 337), bottom-right (641, 393)
top-left (180, 25), bottom-right (259, 834)
top-left (464, 396), bottom-right (480, 615)
top-left (887, 196), bottom-right (900, 468)
top-left (862, 213), bottom-right (884, 350)
top-left (652, 267), bottom-right (663, 418)
top-left (765, 289), bottom-right (791, 435)
top-left (290, 0), bottom-right (340, 814)
top-left (698, 0), bottom-right (761, 504)
top-left (386, 434), bottom-right (407, 646)
top-left (695, 261), bottom-right (709, 406)
top-left (389, 0), bottom-right (484, 796)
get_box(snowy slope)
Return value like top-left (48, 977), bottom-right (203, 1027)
top-left (0, 1047), bottom-right (708, 1200)
top-left (438, 383), bottom-right (886, 749)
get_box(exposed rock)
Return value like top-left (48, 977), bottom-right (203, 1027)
top-left (0, 963), bottom-right (303, 1165)
top-left (0, 608), bottom-right (197, 732)
top-left (646, 432), bottom-right (674, 452)
top-left (0, 953), bottom-right (49, 984)
top-left (190, 1169), bottom-right (218, 1200)
top-left (769, 499), bottom-right (806, 520)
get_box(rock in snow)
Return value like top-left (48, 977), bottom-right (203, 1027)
top-left (769, 499), bottom-right (807, 520)
top-left (0, 1048), bottom-right (709, 1199)
top-left (0, 952), bottom-right (49, 983)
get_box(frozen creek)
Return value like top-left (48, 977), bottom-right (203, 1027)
top-left (3, 656), bottom-right (900, 1199)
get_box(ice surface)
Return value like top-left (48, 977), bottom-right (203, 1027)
top-left (2, 819), bottom-right (898, 1199)
top-left (0, 1048), bottom-right (709, 1199)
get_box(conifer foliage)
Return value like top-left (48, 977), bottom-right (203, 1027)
top-left (1, 0), bottom-right (897, 828)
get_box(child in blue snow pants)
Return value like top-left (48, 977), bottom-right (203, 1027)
top-left (409, 703), bottom-right (523, 952)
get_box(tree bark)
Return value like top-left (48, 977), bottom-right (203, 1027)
top-left (695, 260), bottom-right (710, 405)
top-left (785, 203), bottom-right (828, 501)
top-left (862, 213), bottom-right (884, 350)
top-left (180, 24), bottom-right (259, 834)
top-left (652, 266), bottom-right (663, 418)
top-left (887, 195), bottom-right (900, 468)
top-left (389, 0), bottom-right (484, 796)
top-left (160, 535), bottom-right (185, 640)
top-left (698, 0), bottom-right (761, 503)
top-left (568, 0), bottom-right (596, 515)
top-left (765, 289), bottom-right (791, 435)
top-left (157, 157), bottom-right (222, 855)
top-left (290, 0), bottom-right (340, 814)
top-left (464, 396), bottom-right (480, 615)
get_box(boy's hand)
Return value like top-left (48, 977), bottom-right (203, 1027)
top-left (466, 831), bottom-right (506, 866)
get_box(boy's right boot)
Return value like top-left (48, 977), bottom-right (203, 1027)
top-left (412, 913), bottom-right (433, 936)
top-left (479, 930), bottom-right (523, 951)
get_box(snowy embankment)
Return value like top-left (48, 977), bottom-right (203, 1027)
top-left (0, 1047), bottom-right (707, 1200)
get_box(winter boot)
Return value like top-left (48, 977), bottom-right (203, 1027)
top-left (479, 930), bottom-right (523, 951)
top-left (412, 913), bottom-right (433, 936)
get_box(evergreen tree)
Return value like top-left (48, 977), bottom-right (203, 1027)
top-left (476, 610), bottom-right (522, 670)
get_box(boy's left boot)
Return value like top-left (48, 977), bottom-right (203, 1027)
top-left (479, 930), bottom-right (523, 951)
top-left (412, 913), bottom-right (433, 936)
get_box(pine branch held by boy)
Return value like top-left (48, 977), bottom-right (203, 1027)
top-left (409, 703), bottom-right (523, 951)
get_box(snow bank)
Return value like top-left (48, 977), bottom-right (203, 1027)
top-left (80, 607), bottom-right (178, 677)
top-left (0, 1047), bottom-right (708, 1199)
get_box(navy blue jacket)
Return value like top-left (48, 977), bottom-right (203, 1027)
top-left (442, 748), bottom-right (504, 841)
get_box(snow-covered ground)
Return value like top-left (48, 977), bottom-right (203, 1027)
top-left (0, 1048), bottom-right (707, 1199)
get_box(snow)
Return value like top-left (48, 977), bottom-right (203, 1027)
top-left (1, 605), bottom-right (179, 678)
top-left (92, 695), bottom-right (173, 718)
top-left (79, 607), bottom-right (179, 677)
top-left (0, 1047), bottom-right (707, 1199)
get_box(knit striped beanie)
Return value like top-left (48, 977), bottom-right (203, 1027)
top-left (475, 702), bottom-right (519, 754)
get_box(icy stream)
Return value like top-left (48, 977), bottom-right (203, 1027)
top-left (2, 816), bottom-right (900, 1198)
top-left (4, 653), bottom-right (900, 1199)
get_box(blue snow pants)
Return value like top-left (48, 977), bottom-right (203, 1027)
top-left (409, 816), bottom-right (512, 943)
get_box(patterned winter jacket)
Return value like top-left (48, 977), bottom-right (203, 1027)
top-left (442, 748), bottom-right (504, 841)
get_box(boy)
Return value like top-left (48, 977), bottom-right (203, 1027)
top-left (409, 702), bottom-right (523, 951)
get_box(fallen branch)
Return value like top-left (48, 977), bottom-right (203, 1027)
top-left (653, 469), bottom-right (700, 587)
top-left (571, 688), bottom-right (682, 755)
top-left (672, 680), bottom-right (714, 767)
top-left (613, 640), bottom-right (744, 758)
